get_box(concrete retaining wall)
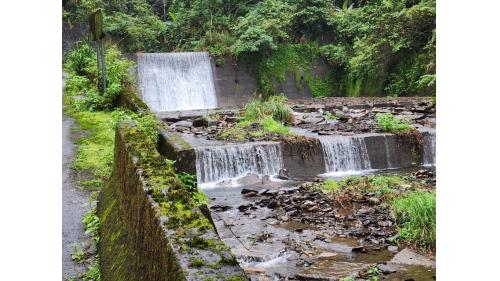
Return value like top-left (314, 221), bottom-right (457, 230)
top-left (98, 122), bottom-right (247, 281)
top-left (62, 22), bottom-right (88, 55)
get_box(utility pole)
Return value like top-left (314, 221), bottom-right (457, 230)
top-left (89, 9), bottom-right (106, 93)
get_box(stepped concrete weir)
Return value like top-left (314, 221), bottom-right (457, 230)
top-left (158, 130), bottom-right (435, 186)
top-left (137, 52), bottom-right (218, 112)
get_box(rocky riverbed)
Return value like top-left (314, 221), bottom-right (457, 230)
top-left (161, 97), bottom-right (435, 142)
top-left (206, 169), bottom-right (436, 281)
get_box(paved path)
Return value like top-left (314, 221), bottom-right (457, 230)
top-left (62, 76), bottom-right (89, 280)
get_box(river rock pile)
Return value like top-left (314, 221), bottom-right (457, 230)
top-left (293, 98), bottom-right (435, 135)
top-left (238, 184), bottom-right (397, 247)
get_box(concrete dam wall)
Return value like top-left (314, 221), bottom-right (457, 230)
top-left (130, 53), bottom-right (330, 111)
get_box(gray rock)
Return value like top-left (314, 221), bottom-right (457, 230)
top-left (390, 248), bottom-right (435, 268)
top-left (302, 116), bottom-right (325, 124)
top-left (388, 245), bottom-right (399, 253)
top-left (171, 120), bottom-right (193, 128)
top-left (241, 187), bottom-right (259, 197)
top-left (377, 263), bottom-right (399, 274)
top-left (238, 174), bottom-right (261, 185)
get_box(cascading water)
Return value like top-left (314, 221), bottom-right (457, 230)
top-left (137, 52), bottom-right (218, 111)
top-left (320, 136), bottom-right (371, 175)
top-left (422, 131), bottom-right (436, 166)
top-left (195, 142), bottom-right (284, 187)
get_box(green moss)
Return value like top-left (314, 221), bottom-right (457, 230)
top-left (304, 70), bottom-right (335, 98)
top-left (168, 132), bottom-right (193, 150)
top-left (244, 43), bottom-right (324, 97)
top-left (226, 275), bottom-right (247, 281)
top-left (188, 257), bottom-right (206, 268)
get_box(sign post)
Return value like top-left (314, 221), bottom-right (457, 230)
top-left (89, 9), bottom-right (106, 93)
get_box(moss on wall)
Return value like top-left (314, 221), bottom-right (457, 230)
top-left (98, 121), bottom-right (246, 281)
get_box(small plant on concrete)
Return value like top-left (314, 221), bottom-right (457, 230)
top-left (324, 111), bottom-right (337, 121)
top-left (391, 191), bottom-right (436, 248)
top-left (71, 243), bottom-right (86, 263)
top-left (375, 112), bottom-right (414, 133)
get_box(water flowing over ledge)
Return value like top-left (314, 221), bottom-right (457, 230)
top-left (195, 142), bottom-right (284, 188)
top-left (319, 136), bottom-right (372, 176)
top-left (137, 52), bottom-right (218, 111)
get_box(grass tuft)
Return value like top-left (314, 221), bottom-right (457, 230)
top-left (375, 112), bottom-right (414, 133)
top-left (391, 191), bottom-right (436, 248)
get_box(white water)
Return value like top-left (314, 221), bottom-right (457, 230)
top-left (195, 142), bottom-right (284, 187)
top-left (320, 136), bottom-right (372, 176)
top-left (422, 131), bottom-right (436, 166)
top-left (137, 52), bottom-right (218, 111)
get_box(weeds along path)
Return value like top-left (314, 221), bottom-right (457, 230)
top-left (62, 74), bottom-right (91, 280)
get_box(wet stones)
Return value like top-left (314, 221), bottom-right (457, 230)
top-left (210, 205), bottom-right (232, 212)
top-left (241, 188), bottom-right (258, 197)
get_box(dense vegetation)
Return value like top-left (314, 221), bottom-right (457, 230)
top-left (63, 0), bottom-right (435, 97)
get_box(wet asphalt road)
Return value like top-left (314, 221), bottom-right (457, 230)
top-left (62, 77), bottom-right (89, 280)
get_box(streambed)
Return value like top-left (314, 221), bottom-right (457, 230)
top-left (205, 169), bottom-right (436, 281)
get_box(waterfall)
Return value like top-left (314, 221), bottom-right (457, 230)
top-left (137, 52), bottom-right (218, 112)
top-left (195, 142), bottom-right (284, 186)
top-left (320, 136), bottom-right (371, 174)
top-left (422, 131), bottom-right (436, 166)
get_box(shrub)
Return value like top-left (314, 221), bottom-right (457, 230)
top-left (64, 42), bottom-right (135, 110)
top-left (243, 94), bottom-right (292, 124)
top-left (375, 112), bottom-right (414, 133)
top-left (391, 191), bottom-right (436, 248)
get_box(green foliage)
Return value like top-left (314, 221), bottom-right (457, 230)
top-left (321, 178), bottom-right (340, 193)
top-left (65, 0), bottom-right (167, 52)
top-left (243, 94), bottom-right (292, 124)
top-left (260, 116), bottom-right (291, 135)
top-left (375, 112), bottom-right (414, 133)
top-left (64, 42), bottom-right (135, 110)
top-left (71, 243), bottom-right (86, 263)
top-left (83, 208), bottom-right (100, 242)
top-left (250, 43), bottom-right (324, 97)
top-left (219, 126), bottom-right (246, 142)
top-left (82, 256), bottom-right (101, 281)
top-left (366, 265), bottom-right (381, 281)
top-left (233, 0), bottom-right (294, 55)
top-left (391, 191), bottom-right (436, 248)
top-left (64, 0), bottom-right (435, 97)
top-left (368, 175), bottom-right (403, 195)
top-left (324, 111), bottom-right (337, 121)
top-left (178, 172), bottom-right (209, 206)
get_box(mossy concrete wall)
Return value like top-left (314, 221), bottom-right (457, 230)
top-left (157, 130), bottom-right (197, 175)
top-left (98, 121), bottom-right (247, 281)
top-left (281, 136), bottom-right (327, 178)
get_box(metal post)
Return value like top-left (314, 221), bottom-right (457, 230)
top-left (100, 40), bottom-right (106, 93)
top-left (89, 9), bottom-right (106, 93)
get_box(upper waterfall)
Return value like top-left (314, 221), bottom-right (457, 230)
top-left (137, 52), bottom-right (218, 112)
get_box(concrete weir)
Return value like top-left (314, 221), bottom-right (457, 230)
top-left (158, 129), bottom-right (435, 184)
